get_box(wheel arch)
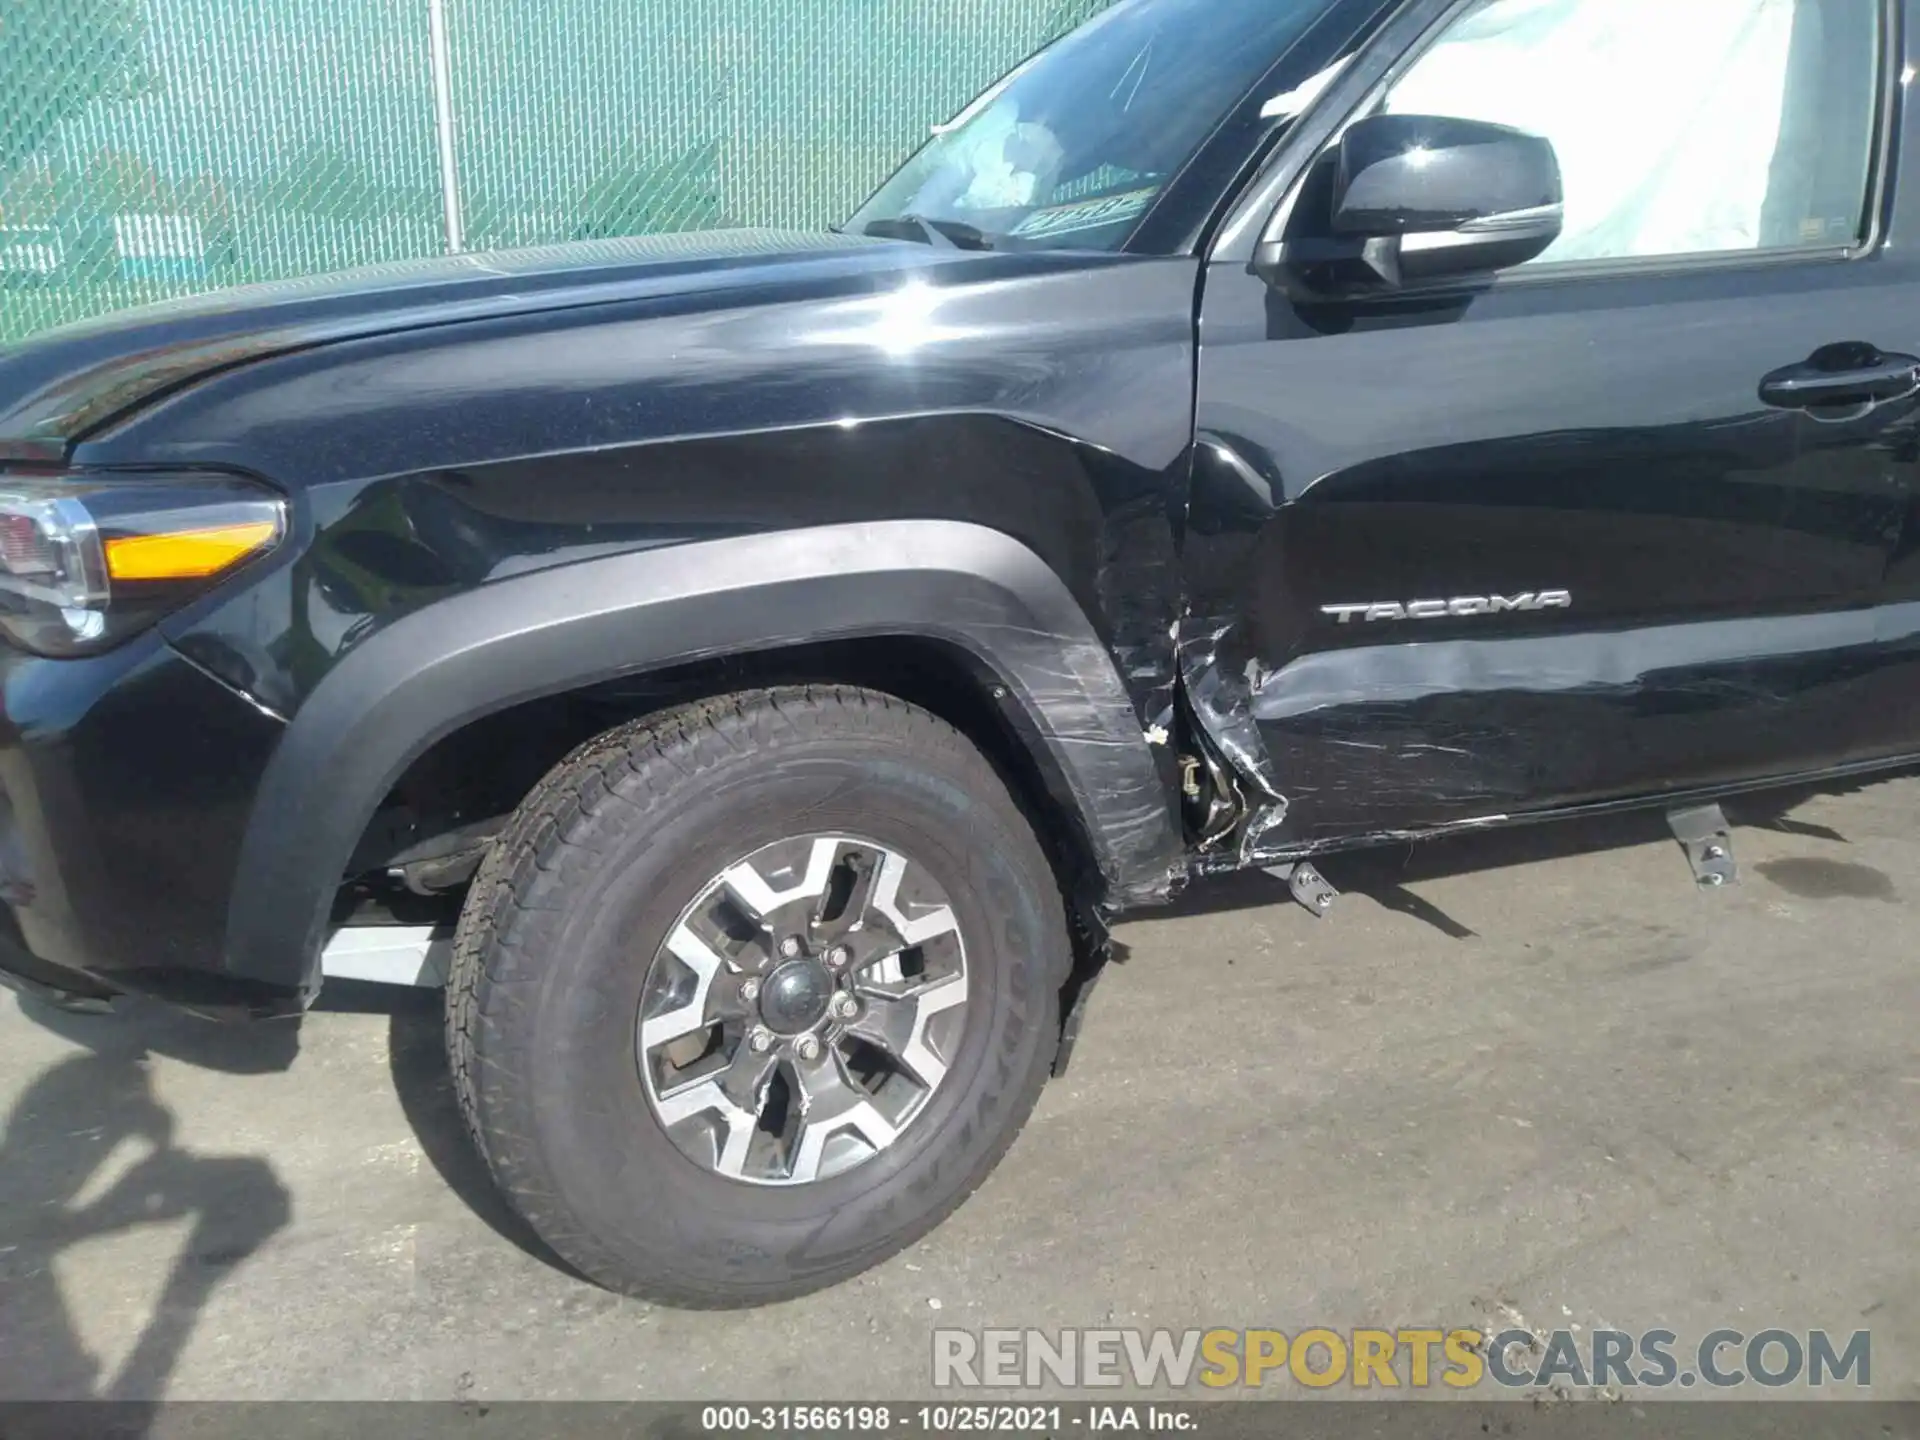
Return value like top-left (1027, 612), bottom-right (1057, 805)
top-left (224, 520), bottom-right (1186, 995)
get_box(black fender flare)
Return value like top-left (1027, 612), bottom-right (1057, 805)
top-left (224, 519), bottom-right (1185, 992)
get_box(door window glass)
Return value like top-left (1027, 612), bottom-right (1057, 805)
top-left (1378, 0), bottom-right (1881, 266)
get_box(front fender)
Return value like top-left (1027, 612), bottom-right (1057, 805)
top-left (223, 519), bottom-right (1185, 993)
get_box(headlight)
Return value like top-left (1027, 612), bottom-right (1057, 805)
top-left (0, 473), bottom-right (286, 656)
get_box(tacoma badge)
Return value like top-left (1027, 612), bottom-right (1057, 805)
top-left (1320, 592), bottom-right (1573, 625)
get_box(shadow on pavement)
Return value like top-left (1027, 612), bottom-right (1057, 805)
top-left (9, 971), bottom-right (580, 1345)
top-left (0, 996), bottom-right (293, 1429)
top-left (1162, 773), bottom-right (1900, 938)
top-left (12, 990), bottom-right (303, 1074)
top-left (366, 981), bottom-right (575, 1278)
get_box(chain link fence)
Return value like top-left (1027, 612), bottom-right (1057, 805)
top-left (0, 0), bottom-right (1111, 346)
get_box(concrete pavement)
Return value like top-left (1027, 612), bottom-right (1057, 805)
top-left (1, 776), bottom-right (1915, 1403)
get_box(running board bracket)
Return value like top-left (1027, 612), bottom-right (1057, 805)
top-left (1668, 804), bottom-right (1738, 889)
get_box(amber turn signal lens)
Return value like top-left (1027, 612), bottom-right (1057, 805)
top-left (104, 520), bottom-right (281, 581)
top-left (0, 473), bottom-right (285, 655)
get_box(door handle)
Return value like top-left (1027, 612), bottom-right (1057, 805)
top-left (1760, 343), bottom-right (1920, 411)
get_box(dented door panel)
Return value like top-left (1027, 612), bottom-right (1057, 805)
top-left (1187, 242), bottom-right (1920, 851)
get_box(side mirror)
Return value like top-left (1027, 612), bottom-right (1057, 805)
top-left (1259, 114), bottom-right (1564, 296)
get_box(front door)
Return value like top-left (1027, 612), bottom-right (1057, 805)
top-left (1185, 0), bottom-right (1920, 851)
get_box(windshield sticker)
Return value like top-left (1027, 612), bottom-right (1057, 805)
top-left (1010, 187), bottom-right (1158, 240)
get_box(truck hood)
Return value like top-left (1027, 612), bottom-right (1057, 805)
top-left (0, 228), bottom-right (924, 464)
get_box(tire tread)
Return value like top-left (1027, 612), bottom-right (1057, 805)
top-left (445, 685), bottom-right (1065, 1306)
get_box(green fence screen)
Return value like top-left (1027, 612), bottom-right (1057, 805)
top-left (0, 0), bottom-right (1111, 346)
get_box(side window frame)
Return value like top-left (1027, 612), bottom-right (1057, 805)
top-left (1225, 0), bottom-right (1902, 283)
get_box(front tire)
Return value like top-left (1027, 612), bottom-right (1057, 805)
top-left (446, 686), bottom-right (1069, 1306)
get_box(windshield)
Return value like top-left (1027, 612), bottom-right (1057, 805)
top-left (848, 0), bottom-right (1341, 252)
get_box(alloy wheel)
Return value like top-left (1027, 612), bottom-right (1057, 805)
top-left (637, 834), bottom-right (969, 1185)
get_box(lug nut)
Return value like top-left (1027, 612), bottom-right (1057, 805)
top-left (778, 936), bottom-right (801, 959)
top-left (827, 945), bottom-right (852, 969)
top-left (794, 1034), bottom-right (822, 1062)
top-left (740, 978), bottom-right (761, 1003)
top-left (749, 1027), bottom-right (774, 1054)
top-left (831, 993), bottom-right (860, 1021)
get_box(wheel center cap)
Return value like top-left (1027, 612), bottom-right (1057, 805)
top-left (760, 959), bottom-right (833, 1035)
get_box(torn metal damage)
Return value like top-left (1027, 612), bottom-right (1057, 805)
top-left (1174, 614), bottom-right (1293, 863)
top-left (1171, 431), bottom-right (1297, 864)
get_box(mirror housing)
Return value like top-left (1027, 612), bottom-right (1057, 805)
top-left (1258, 113), bottom-right (1564, 297)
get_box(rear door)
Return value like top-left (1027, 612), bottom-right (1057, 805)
top-left (1184, 0), bottom-right (1920, 851)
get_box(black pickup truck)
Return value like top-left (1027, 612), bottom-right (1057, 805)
top-left (0, 0), bottom-right (1909, 1305)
